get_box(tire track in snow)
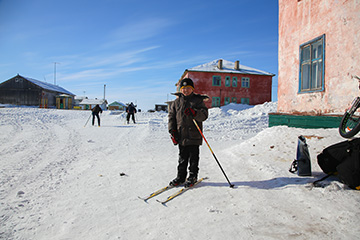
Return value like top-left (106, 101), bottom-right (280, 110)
top-left (0, 108), bottom-right (83, 239)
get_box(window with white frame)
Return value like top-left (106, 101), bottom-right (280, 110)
top-left (241, 77), bottom-right (250, 88)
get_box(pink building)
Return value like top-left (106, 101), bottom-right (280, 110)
top-left (271, 0), bottom-right (360, 128)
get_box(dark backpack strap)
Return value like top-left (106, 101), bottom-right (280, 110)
top-left (289, 159), bottom-right (298, 174)
top-left (312, 174), bottom-right (332, 187)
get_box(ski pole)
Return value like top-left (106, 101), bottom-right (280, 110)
top-left (84, 113), bottom-right (92, 127)
top-left (192, 118), bottom-right (235, 188)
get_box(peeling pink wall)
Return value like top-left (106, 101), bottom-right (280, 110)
top-left (278, 0), bottom-right (360, 114)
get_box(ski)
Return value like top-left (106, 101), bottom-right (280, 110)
top-left (138, 185), bottom-right (175, 202)
top-left (156, 177), bottom-right (207, 205)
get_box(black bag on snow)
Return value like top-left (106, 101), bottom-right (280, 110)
top-left (317, 138), bottom-right (360, 190)
top-left (317, 140), bottom-right (353, 174)
top-left (289, 136), bottom-right (312, 176)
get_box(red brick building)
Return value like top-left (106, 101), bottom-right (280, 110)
top-left (178, 59), bottom-right (274, 108)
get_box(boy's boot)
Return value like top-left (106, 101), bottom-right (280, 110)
top-left (169, 176), bottom-right (185, 187)
top-left (184, 173), bottom-right (197, 188)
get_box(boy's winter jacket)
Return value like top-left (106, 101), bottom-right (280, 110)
top-left (168, 92), bottom-right (208, 146)
top-left (92, 105), bottom-right (103, 114)
top-left (127, 104), bottom-right (137, 113)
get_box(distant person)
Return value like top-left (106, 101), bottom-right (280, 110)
top-left (92, 104), bottom-right (102, 127)
top-left (126, 102), bottom-right (137, 124)
top-left (168, 78), bottom-right (208, 187)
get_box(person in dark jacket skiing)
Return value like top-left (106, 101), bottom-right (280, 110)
top-left (126, 102), bottom-right (137, 124)
top-left (168, 78), bottom-right (208, 187)
top-left (92, 104), bottom-right (103, 126)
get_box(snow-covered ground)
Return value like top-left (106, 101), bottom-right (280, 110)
top-left (1, 102), bottom-right (359, 240)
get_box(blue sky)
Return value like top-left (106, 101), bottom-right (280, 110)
top-left (0, 0), bottom-right (278, 111)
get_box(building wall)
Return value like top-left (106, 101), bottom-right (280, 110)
top-left (80, 103), bottom-right (107, 110)
top-left (41, 90), bottom-right (58, 107)
top-left (183, 71), bottom-right (272, 108)
top-left (155, 104), bottom-right (168, 112)
top-left (109, 104), bottom-right (126, 111)
top-left (0, 76), bottom-right (72, 107)
top-left (278, 0), bottom-right (360, 114)
top-left (56, 96), bottom-right (73, 109)
top-left (0, 77), bottom-right (43, 105)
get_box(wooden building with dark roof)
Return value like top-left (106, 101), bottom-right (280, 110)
top-left (0, 74), bottom-right (75, 108)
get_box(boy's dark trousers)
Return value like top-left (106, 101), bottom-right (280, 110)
top-left (92, 112), bottom-right (100, 126)
top-left (126, 113), bottom-right (135, 123)
top-left (177, 145), bottom-right (199, 180)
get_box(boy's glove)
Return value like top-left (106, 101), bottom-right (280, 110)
top-left (184, 107), bottom-right (196, 117)
top-left (170, 129), bottom-right (179, 145)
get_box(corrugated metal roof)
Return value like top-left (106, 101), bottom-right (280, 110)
top-left (21, 75), bottom-right (75, 95)
top-left (79, 99), bottom-right (107, 105)
top-left (109, 101), bottom-right (126, 106)
top-left (187, 59), bottom-right (275, 76)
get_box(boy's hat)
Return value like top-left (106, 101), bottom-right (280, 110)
top-left (180, 78), bottom-right (194, 90)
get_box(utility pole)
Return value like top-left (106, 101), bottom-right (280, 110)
top-left (54, 62), bottom-right (60, 85)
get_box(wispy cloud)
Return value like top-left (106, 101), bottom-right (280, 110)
top-left (83, 46), bottom-right (160, 68)
top-left (44, 17), bottom-right (176, 85)
top-left (59, 69), bottom-right (112, 82)
top-left (103, 18), bottom-right (173, 48)
top-left (59, 66), bottom-right (150, 82)
top-left (53, 46), bottom-right (160, 82)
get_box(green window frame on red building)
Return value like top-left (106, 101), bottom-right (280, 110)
top-left (232, 77), bottom-right (238, 87)
top-left (241, 98), bottom-right (250, 104)
top-left (225, 76), bottom-right (231, 87)
top-left (212, 97), bottom-right (221, 107)
top-left (212, 76), bottom-right (221, 86)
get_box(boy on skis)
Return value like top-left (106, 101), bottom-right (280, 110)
top-left (92, 104), bottom-right (103, 127)
top-left (168, 78), bottom-right (208, 187)
top-left (126, 102), bottom-right (137, 124)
